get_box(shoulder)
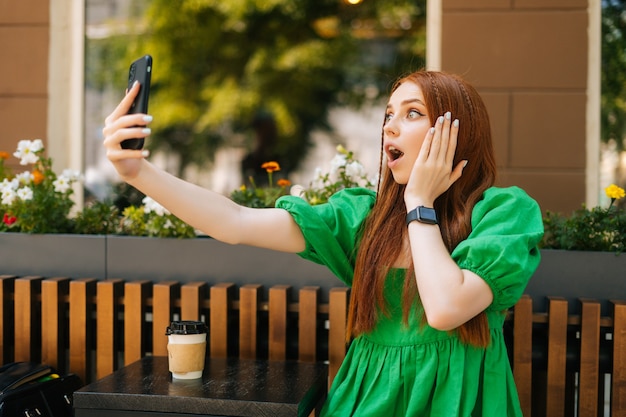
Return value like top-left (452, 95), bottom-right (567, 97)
top-left (473, 186), bottom-right (541, 221)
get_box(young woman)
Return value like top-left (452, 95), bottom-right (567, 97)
top-left (103, 70), bottom-right (544, 416)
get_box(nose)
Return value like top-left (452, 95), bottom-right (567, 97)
top-left (383, 116), bottom-right (399, 137)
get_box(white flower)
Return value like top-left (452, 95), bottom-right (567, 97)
top-left (290, 184), bottom-right (305, 198)
top-left (62, 168), bottom-right (82, 181)
top-left (13, 139), bottom-right (44, 165)
top-left (345, 161), bottom-right (364, 181)
top-left (329, 153), bottom-right (347, 175)
top-left (1, 178), bottom-right (18, 192)
top-left (163, 219), bottom-right (174, 229)
top-left (53, 176), bottom-right (72, 193)
top-left (142, 196), bottom-right (170, 216)
top-left (1, 187), bottom-right (17, 206)
top-left (15, 171), bottom-right (33, 185)
top-left (17, 186), bottom-right (33, 201)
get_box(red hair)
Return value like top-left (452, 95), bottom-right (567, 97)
top-left (347, 71), bottom-right (497, 347)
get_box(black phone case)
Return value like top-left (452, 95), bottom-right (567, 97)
top-left (122, 54), bottom-right (152, 150)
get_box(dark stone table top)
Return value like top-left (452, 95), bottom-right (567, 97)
top-left (73, 356), bottom-right (328, 417)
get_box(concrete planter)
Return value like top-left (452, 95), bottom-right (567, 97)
top-left (0, 233), bottom-right (342, 298)
top-left (3, 233), bottom-right (623, 310)
top-left (525, 249), bottom-right (626, 315)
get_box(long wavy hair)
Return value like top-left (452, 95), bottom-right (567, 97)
top-left (347, 71), bottom-right (497, 347)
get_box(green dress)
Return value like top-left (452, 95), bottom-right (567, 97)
top-left (276, 186), bottom-right (544, 417)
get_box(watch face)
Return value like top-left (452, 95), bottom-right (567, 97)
top-left (418, 206), bottom-right (438, 224)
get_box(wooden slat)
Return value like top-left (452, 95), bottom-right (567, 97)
top-left (0, 276), bottom-right (16, 365)
top-left (181, 281), bottom-right (207, 321)
top-left (269, 285), bottom-right (290, 361)
top-left (546, 297), bottom-right (568, 417)
top-left (124, 280), bottom-right (150, 366)
top-left (69, 278), bottom-right (97, 384)
top-left (513, 294), bottom-right (533, 416)
top-left (612, 300), bottom-right (626, 414)
top-left (578, 298), bottom-right (601, 416)
top-left (239, 284), bottom-right (261, 359)
top-left (210, 283), bottom-right (234, 358)
top-left (153, 281), bottom-right (179, 357)
top-left (299, 287), bottom-right (319, 363)
top-left (15, 276), bottom-right (43, 362)
top-left (41, 277), bottom-right (70, 371)
top-left (328, 287), bottom-right (349, 387)
top-left (96, 279), bottom-right (123, 379)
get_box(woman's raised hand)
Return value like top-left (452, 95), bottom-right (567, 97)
top-left (102, 81), bottom-right (152, 181)
top-left (404, 112), bottom-right (467, 208)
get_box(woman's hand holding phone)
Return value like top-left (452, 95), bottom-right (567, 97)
top-left (102, 80), bottom-right (152, 181)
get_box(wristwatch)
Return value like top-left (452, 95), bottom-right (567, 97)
top-left (406, 206), bottom-right (438, 225)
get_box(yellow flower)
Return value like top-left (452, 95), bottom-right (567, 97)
top-left (605, 184), bottom-right (625, 200)
top-left (239, 185), bottom-right (247, 191)
top-left (261, 161), bottom-right (280, 173)
top-left (277, 179), bottom-right (291, 187)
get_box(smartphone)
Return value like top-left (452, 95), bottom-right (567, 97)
top-left (121, 54), bottom-right (152, 150)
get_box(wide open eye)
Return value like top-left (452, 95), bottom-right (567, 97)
top-left (407, 109), bottom-right (424, 119)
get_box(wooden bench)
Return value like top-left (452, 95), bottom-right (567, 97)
top-left (2, 275), bottom-right (625, 416)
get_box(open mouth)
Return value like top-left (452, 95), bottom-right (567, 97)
top-left (387, 146), bottom-right (404, 161)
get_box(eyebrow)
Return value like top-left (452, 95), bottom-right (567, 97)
top-left (386, 98), bottom-right (426, 110)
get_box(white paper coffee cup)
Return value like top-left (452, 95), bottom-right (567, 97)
top-left (166, 321), bottom-right (207, 379)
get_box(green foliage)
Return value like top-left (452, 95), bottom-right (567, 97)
top-left (542, 203), bottom-right (626, 253)
top-left (230, 161), bottom-right (291, 208)
top-left (74, 200), bottom-right (121, 235)
top-left (542, 184), bottom-right (626, 253)
top-left (119, 199), bottom-right (197, 238)
top-left (0, 141), bottom-right (78, 234)
top-left (231, 145), bottom-right (376, 208)
top-left (601, 0), bottom-right (626, 150)
top-left (1, 140), bottom-right (195, 238)
top-left (301, 145), bottom-right (375, 205)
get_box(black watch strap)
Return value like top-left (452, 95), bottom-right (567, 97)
top-left (406, 206), bottom-right (438, 225)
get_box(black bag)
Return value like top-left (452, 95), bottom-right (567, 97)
top-left (0, 362), bottom-right (82, 417)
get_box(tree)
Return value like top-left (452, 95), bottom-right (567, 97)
top-left (97, 0), bottom-right (426, 180)
top-left (601, 0), bottom-right (626, 152)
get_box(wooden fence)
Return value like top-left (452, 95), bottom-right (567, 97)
top-left (2, 275), bottom-right (626, 416)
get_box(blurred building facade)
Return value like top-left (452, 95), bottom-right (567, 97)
top-left (0, 0), bottom-right (599, 213)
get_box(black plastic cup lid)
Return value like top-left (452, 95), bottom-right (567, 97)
top-left (166, 321), bottom-right (207, 335)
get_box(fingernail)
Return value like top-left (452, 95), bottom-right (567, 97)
top-left (143, 115), bottom-right (153, 122)
top-left (142, 128), bottom-right (151, 134)
top-left (132, 80), bottom-right (139, 88)
top-left (438, 116), bottom-right (444, 124)
top-left (141, 150), bottom-right (150, 158)
top-left (453, 119), bottom-right (459, 127)
top-left (429, 127), bottom-right (435, 134)
top-left (463, 160), bottom-right (468, 167)
top-left (445, 112), bottom-right (451, 120)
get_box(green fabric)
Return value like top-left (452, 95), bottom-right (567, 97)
top-left (276, 186), bottom-right (544, 416)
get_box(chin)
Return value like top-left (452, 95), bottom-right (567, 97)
top-left (389, 170), bottom-right (409, 185)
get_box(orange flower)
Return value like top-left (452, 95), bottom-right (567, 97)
top-left (0, 151), bottom-right (10, 160)
top-left (277, 179), bottom-right (291, 187)
top-left (32, 169), bottom-right (45, 185)
top-left (261, 161), bottom-right (280, 173)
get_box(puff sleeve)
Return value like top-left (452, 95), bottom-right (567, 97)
top-left (275, 188), bottom-right (376, 285)
top-left (451, 186), bottom-right (544, 311)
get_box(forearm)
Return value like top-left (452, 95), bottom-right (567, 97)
top-left (408, 221), bottom-right (492, 330)
top-left (127, 160), bottom-right (244, 243)
top-left (124, 161), bottom-right (305, 253)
